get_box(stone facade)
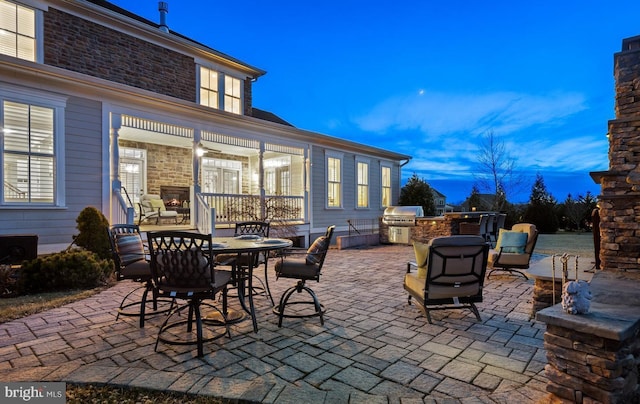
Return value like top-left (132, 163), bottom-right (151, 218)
top-left (120, 141), bottom-right (192, 196)
top-left (538, 35), bottom-right (640, 404)
top-left (379, 216), bottom-right (477, 244)
top-left (596, 35), bottom-right (640, 272)
top-left (544, 322), bottom-right (639, 404)
top-left (44, 8), bottom-right (196, 102)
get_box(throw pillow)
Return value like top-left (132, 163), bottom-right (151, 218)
top-left (495, 229), bottom-right (527, 254)
top-left (412, 241), bottom-right (429, 278)
top-left (115, 234), bottom-right (145, 265)
top-left (306, 236), bottom-right (327, 265)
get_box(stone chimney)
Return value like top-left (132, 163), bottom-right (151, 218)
top-left (590, 35), bottom-right (640, 272)
top-left (158, 2), bottom-right (169, 33)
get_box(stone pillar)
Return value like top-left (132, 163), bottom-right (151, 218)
top-left (591, 35), bottom-right (640, 272)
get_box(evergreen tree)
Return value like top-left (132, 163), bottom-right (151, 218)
top-left (399, 173), bottom-right (436, 216)
top-left (467, 184), bottom-right (484, 211)
top-left (523, 173), bottom-right (559, 233)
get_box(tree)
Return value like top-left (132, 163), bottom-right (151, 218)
top-left (467, 184), bottom-right (484, 211)
top-left (399, 173), bottom-right (436, 216)
top-left (523, 173), bottom-right (559, 233)
top-left (561, 191), bottom-right (598, 231)
top-left (475, 130), bottom-right (526, 210)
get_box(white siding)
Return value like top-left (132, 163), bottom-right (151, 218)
top-left (0, 96), bottom-right (103, 246)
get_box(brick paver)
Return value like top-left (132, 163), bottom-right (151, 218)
top-left (0, 244), bottom-right (552, 403)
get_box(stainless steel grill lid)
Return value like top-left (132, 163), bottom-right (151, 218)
top-left (382, 206), bottom-right (424, 225)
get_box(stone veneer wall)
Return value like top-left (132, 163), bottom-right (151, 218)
top-left (538, 35), bottom-right (640, 404)
top-left (44, 8), bottom-right (196, 102)
top-left (596, 35), bottom-right (640, 272)
top-left (544, 323), bottom-right (639, 403)
top-left (379, 216), bottom-right (479, 244)
top-left (120, 141), bottom-right (192, 196)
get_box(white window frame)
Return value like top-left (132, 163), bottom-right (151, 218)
top-left (119, 147), bottom-right (146, 205)
top-left (325, 151), bottom-right (343, 209)
top-left (381, 164), bottom-right (391, 208)
top-left (198, 66), bottom-right (219, 109)
top-left (356, 157), bottom-right (369, 209)
top-left (223, 75), bottom-right (242, 114)
top-left (0, 0), bottom-right (46, 63)
top-left (0, 84), bottom-right (66, 206)
top-left (197, 64), bottom-right (244, 115)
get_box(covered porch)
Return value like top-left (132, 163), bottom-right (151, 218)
top-left (108, 113), bottom-right (308, 235)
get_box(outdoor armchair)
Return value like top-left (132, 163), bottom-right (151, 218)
top-left (138, 194), bottom-right (178, 225)
top-left (487, 223), bottom-right (538, 279)
top-left (272, 225), bottom-right (335, 327)
top-left (404, 235), bottom-right (489, 324)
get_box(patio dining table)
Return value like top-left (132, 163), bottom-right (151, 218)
top-left (207, 236), bottom-right (292, 333)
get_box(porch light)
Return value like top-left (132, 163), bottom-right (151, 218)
top-left (196, 142), bottom-right (206, 157)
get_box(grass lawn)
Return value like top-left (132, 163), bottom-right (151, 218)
top-left (535, 231), bottom-right (596, 258)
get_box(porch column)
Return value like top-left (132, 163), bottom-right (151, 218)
top-left (111, 113), bottom-right (122, 189)
top-left (193, 129), bottom-right (202, 194)
top-left (305, 149), bottom-right (311, 224)
top-left (258, 144), bottom-right (265, 219)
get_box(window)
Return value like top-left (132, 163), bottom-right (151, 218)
top-left (381, 165), bottom-right (391, 207)
top-left (2, 100), bottom-right (55, 203)
top-left (224, 76), bottom-right (241, 114)
top-left (327, 155), bottom-right (341, 208)
top-left (357, 161), bottom-right (369, 208)
top-left (120, 147), bottom-right (146, 205)
top-left (201, 158), bottom-right (241, 194)
top-left (264, 156), bottom-right (290, 195)
top-left (199, 66), bottom-right (219, 109)
top-left (199, 67), bottom-right (242, 115)
top-left (0, 0), bottom-right (36, 62)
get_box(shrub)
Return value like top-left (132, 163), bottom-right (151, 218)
top-left (18, 250), bottom-right (113, 294)
top-left (0, 264), bottom-right (20, 297)
top-left (74, 206), bottom-right (111, 260)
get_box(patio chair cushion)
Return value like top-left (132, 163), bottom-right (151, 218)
top-left (115, 234), bottom-right (145, 265)
top-left (495, 229), bottom-right (527, 254)
top-left (306, 236), bottom-right (328, 265)
top-left (412, 241), bottom-right (429, 278)
top-left (149, 199), bottom-right (166, 211)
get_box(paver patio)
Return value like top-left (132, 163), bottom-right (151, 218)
top-left (0, 244), bottom-right (551, 403)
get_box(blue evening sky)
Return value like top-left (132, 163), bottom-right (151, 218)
top-left (108, 1), bottom-right (640, 204)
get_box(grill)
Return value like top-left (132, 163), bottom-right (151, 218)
top-left (382, 206), bottom-right (424, 244)
top-left (382, 206), bottom-right (424, 226)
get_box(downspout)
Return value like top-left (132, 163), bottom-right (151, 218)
top-left (397, 157), bottom-right (411, 205)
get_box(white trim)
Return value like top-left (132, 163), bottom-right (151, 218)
top-left (325, 150), bottom-right (343, 209)
top-left (12, 0), bottom-right (47, 10)
top-left (355, 157), bottom-right (370, 210)
top-left (0, 83), bottom-right (67, 207)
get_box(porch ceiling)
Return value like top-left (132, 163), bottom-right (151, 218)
top-left (119, 126), bottom-right (255, 157)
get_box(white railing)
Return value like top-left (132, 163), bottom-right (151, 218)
top-left (112, 188), bottom-right (135, 224)
top-left (196, 193), bottom-right (216, 235)
top-left (197, 193), bottom-right (304, 225)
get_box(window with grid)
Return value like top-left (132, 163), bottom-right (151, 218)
top-left (224, 75), bottom-right (241, 114)
top-left (2, 100), bottom-right (55, 203)
top-left (381, 165), bottom-right (391, 207)
top-left (357, 161), bottom-right (369, 208)
top-left (0, 0), bottom-right (36, 62)
top-left (199, 66), bottom-right (219, 109)
top-left (120, 148), bottom-right (146, 205)
top-left (327, 156), bottom-right (341, 208)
